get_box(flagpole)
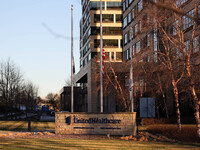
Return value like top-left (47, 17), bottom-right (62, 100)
top-left (100, 0), bottom-right (103, 113)
top-left (130, 27), bottom-right (134, 112)
top-left (71, 5), bottom-right (74, 113)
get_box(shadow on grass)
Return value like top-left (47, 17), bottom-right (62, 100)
top-left (0, 121), bottom-right (55, 132)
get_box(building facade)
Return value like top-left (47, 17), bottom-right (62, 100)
top-left (75, 0), bottom-right (123, 113)
top-left (122, 0), bottom-right (200, 116)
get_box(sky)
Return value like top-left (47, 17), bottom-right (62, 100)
top-left (0, 0), bottom-right (82, 98)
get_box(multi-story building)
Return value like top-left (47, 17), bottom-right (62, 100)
top-left (75, 0), bottom-right (123, 113)
top-left (122, 0), bottom-right (200, 116)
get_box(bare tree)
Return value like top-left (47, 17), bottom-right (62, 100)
top-left (46, 93), bottom-right (60, 111)
top-left (0, 58), bottom-right (24, 118)
top-left (147, 0), bottom-right (200, 134)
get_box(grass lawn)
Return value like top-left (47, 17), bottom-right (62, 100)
top-left (0, 138), bottom-right (200, 150)
top-left (0, 121), bottom-right (200, 149)
top-left (0, 121), bottom-right (55, 131)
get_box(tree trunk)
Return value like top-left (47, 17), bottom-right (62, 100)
top-left (163, 95), bottom-right (169, 118)
top-left (185, 63), bottom-right (200, 137)
top-left (172, 79), bottom-right (181, 131)
top-left (157, 73), bottom-right (169, 118)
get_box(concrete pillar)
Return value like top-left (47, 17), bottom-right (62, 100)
top-left (118, 39), bottom-right (121, 48)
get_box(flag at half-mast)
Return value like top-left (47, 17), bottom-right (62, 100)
top-left (102, 49), bottom-right (105, 76)
top-left (73, 56), bottom-right (75, 74)
top-left (129, 58), bottom-right (133, 101)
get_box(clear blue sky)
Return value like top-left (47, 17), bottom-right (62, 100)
top-left (0, 0), bottom-right (81, 98)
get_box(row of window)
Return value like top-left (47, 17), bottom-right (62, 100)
top-left (123, 0), bottom-right (143, 12)
top-left (175, 0), bottom-right (189, 8)
top-left (97, 52), bottom-right (122, 61)
top-left (182, 36), bottom-right (200, 56)
top-left (124, 35), bottom-right (199, 62)
top-left (80, 51), bottom-right (123, 68)
top-left (81, 13), bottom-right (122, 45)
top-left (80, 53), bottom-right (92, 68)
top-left (91, 27), bottom-right (122, 35)
top-left (124, 30), bottom-right (158, 60)
top-left (173, 9), bottom-right (194, 35)
top-left (94, 39), bottom-right (122, 48)
top-left (80, 41), bottom-right (91, 58)
top-left (123, 0), bottom-right (144, 29)
top-left (81, 27), bottom-right (122, 50)
top-left (124, 21), bottom-right (142, 45)
top-left (124, 47), bottom-right (158, 63)
top-left (82, 1), bottom-right (122, 25)
top-left (94, 14), bottom-right (122, 23)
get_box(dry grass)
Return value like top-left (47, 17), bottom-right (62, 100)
top-left (0, 121), bottom-right (55, 131)
top-left (146, 124), bottom-right (200, 143)
top-left (0, 138), bottom-right (200, 150)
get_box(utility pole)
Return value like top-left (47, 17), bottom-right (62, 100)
top-left (71, 5), bottom-right (74, 113)
top-left (100, 0), bottom-right (103, 113)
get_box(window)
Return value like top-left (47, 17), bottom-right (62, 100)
top-left (130, 27), bottom-right (134, 40)
top-left (128, 12), bottom-right (131, 23)
top-left (184, 40), bottom-right (190, 55)
top-left (126, 48), bottom-right (130, 60)
top-left (111, 52), bottom-right (115, 61)
top-left (136, 41), bottom-right (141, 53)
top-left (88, 53), bottom-right (91, 61)
top-left (90, 1), bottom-right (105, 10)
top-left (147, 33), bottom-right (151, 46)
top-left (193, 36), bottom-right (199, 52)
top-left (173, 20), bottom-right (179, 35)
top-left (132, 45), bottom-right (135, 56)
top-left (188, 9), bottom-right (194, 27)
top-left (124, 49), bottom-right (130, 60)
top-left (154, 52), bottom-right (158, 62)
top-left (103, 27), bottom-right (122, 35)
top-left (107, 2), bottom-right (122, 9)
top-left (91, 27), bottom-right (122, 35)
top-left (134, 23), bottom-right (138, 35)
top-left (123, 17), bottom-right (127, 28)
top-left (138, 0), bottom-right (143, 12)
top-left (182, 9), bottom-right (194, 30)
top-left (147, 55), bottom-right (151, 62)
top-left (126, 0), bottom-right (128, 8)
top-left (116, 52), bottom-right (122, 60)
top-left (139, 21), bottom-right (142, 32)
top-left (176, 0), bottom-right (188, 7)
top-left (147, 14), bottom-right (150, 24)
top-left (94, 39), bottom-right (118, 48)
top-left (154, 30), bottom-right (158, 51)
top-left (116, 14), bottom-right (122, 22)
top-left (104, 52), bottom-right (109, 61)
top-left (94, 14), bottom-right (113, 23)
top-left (123, 2), bottom-right (126, 11)
top-left (103, 14), bottom-right (113, 22)
top-left (124, 33), bottom-right (128, 45)
top-left (132, 9), bottom-right (135, 20)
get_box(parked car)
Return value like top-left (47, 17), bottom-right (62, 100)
top-left (50, 111), bottom-right (55, 116)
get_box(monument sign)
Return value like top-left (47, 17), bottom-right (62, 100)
top-left (55, 112), bottom-right (136, 135)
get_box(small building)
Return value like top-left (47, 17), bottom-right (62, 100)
top-left (60, 86), bottom-right (87, 112)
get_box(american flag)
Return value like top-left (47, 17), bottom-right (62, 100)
top-left (102, 49), bottom-right (105, 76)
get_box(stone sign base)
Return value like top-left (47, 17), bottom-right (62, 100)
top-left (55, 112), bottom-right (136, 136)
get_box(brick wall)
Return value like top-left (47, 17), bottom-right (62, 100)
top-left (55, 112), bottom-right (136, 136)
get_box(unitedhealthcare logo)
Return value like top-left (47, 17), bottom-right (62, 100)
top-left (65, 116), bottom-right (71, 125)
